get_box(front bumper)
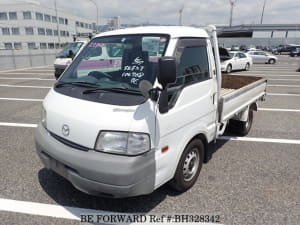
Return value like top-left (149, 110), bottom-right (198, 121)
top-left (35, 124), bottom-right (156, 198)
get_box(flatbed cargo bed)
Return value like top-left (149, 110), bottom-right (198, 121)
top-left (219, 75), bottom-right (267, 122)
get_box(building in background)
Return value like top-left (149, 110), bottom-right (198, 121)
top-left (0, 2), bottom-right (95, 50)
top-left (106, 16), bottom-right (121, 31)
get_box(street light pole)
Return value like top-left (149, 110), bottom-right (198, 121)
top-left (54, 0), bottom-right (61, 45)
top-left (88, 0), bottom-right (99, 31)
top-left (179, 5), bottom-right (184, 26)
top-left (229, 0), bottom-right (236, 27)
top-left (260, 0), bottom-right (267, 24)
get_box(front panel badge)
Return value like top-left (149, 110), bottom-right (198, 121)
top-left (62, 124), bottom-right (70, 137)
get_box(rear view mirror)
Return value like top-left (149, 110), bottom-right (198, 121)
top-left (157, 57), bottom-right (176, 89)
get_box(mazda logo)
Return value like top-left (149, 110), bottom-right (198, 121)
top-left (62, 124), bottom-right (70, 137)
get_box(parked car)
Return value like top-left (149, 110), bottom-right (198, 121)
top-left (247, 51), bottom-right (277, 64)
top-left (272, 45), bottom-right (300, 55)
top-left (54, 41), bottom-right (88, 79)
top-left (239, 45), bottom-right (248, 51)
top-left (231, 45), bottom-right (240, 51)
top-left (247, 47), bottom-right (257, 52)
top-left (289, 48), bottom-right (300, 57)
top-left (220, 49), bottom-right (253, 73)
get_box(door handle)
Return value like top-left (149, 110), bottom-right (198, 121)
top-left (211, 92), bottom-right (217, 104)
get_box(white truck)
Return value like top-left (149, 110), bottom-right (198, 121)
top-left (54, 41), bottom-right (87, 79)
top-left (35, 26), bottom-right (267, 198)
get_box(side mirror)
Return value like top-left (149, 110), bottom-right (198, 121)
top-left (157, 56), bottom-right (176, 89)
top-left (156, 57), bottom-right (176, 114)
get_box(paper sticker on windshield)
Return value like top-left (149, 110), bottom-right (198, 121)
top-left (142, 37), bottom-right (160, 53)
top-left (89, 43), bottom-right (105, 48)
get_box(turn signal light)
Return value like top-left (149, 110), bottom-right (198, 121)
top-left (161, 146), bottom-right (169, 153)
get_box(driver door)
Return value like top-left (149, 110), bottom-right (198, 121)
top-left (154, 38), bottom-right (217, 186)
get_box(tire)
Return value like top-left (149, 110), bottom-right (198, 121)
top-left (169, 139), bottom-right (204, 192)
top-left (228, 109), bottom-right (253, 136)
top-left (268, 59), bottom-right (276, 64)
top-left (226, 64), bottom-right (232, 73)
top-left (244, 63), bottom-right (250, 71)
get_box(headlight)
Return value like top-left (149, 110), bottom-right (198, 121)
top-left (41, 107), bottom-right (47, 129)
top-left (95, 131), bottom-right (150, 155)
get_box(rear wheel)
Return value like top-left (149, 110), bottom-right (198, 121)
top-left (226, 64), bottom-right (232, 73)
top-left (268, 59), bottom-right (276, 64)
top-left (244, 63), bottom-right (250, 71)
top-left (170, 139), bottom-right (204, 192)
top-left (228, 109), bottom-right (253, 136)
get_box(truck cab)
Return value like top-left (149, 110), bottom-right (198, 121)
top-left (36, 26), bottom-right (266, 197)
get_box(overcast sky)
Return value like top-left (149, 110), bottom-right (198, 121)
top-left (5, 0), bottom-right (300, 26)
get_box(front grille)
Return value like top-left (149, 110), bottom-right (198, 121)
top-left (50, 132), bottom-right (90, 152)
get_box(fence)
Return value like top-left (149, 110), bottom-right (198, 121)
top-left (0, 48), bottom-right (59, 71)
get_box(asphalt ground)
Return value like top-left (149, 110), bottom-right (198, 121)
top-left (0, 55), bottom-right (299, 225)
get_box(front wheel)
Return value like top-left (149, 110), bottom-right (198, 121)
top-left (268, 59), bottom-right (276, 64)
top-left (226, 64), bottom-right (232, 73)
top-left (169, 139), bottom-right (204, 192)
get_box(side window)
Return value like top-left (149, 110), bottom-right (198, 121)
top-left (168, 38), bottom-right (210, 102)
top-left (239, 53), bottom-right (246, 58)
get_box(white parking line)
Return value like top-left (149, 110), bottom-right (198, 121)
top-left (0, 77), bottom-right (55, 81)
top-left (232, 74), bottom-right (300, 77)
top-left (0, 198), bottom-right (220, 225)
top-left (0, 97), bottom-right (43, 102)
top-left (267, 93), bottom-right (300, 97)
top-left (14, 71), bottom-right (54, 73)
top-left (25, 69), bottom-right (54, 71)
top-left (254, 66), bottom-right (297, 68)
top-left (0, 122), bottom-right (37, 128)
top-left (0, 73), bottom-right (53, 76)
top-left (0, 84), bottom-right (51, 89)
top-left (259, 108), bottom-right (300, 112)
top-left (219, 136), bottom-right (300, 145)
top-left (0, 65), bottom-right (52, 73)
top-left (268, 79), bottom-right (300, 81)
top-left (0, 198), bottom-right (93, 221)
top-left (268, 84), bottom-right (300, 87)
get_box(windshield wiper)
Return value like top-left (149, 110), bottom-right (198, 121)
top-left (82, 87), bottom-right (141, 95)
top-left (55, 81), bottom-right (99, 88)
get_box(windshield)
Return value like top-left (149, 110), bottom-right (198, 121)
top-left (59, 34), bottom-right (169, 92)
top-left (57, 42), bottom-right (84, 58)
top-left (229, 53), bottom-right (235, 58)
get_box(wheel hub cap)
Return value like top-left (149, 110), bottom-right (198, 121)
top-left (183, 149), bottom-right (199, 182)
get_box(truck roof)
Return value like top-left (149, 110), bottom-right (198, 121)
top-left (94, 26), bottom-right (209, 39)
